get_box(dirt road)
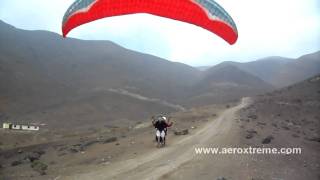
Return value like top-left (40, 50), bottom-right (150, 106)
top-left (62, 97), bottom-right (251, 180)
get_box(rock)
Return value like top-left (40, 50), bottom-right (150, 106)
top-left (58, 152), bottom-right (67, 156)
top-left (257, 122), bottom-right (266, 126)
top-left (11, 160), bottom-right (22, 166)
top-left (17, 149), bottom-right (23, 154)
top-left (26, 152), bottom-right (41, 162)
top-left (174, 129), bottom-right (189, 135)
top-left (247, 129), bottom-right (257, 134)
top-left (34, 150), bottom-right (45, 156)
top-left (262, 135), bottom-right (274, 144)
top-left (272, 123), bottom-right (278, 128)
top-left (82, 140), bottom-right (100, 147)
top-left (69, 148), bottom-right (80, 153)
top-left (102, 161), bottom-right (111, 165)
top-left (217, 177), bottom-right (227, 180)
top-left (248, 114), bottom-right (258, 119)
top-left (246, 129), bottom-right (257, 139)
top-left (57, 146), bottom-right (68, 152)
top-left (306, 137), bottom-right (320, 142)
top-left (31, 161), bottom-right (48, 175)
top-left (292, 134), bottom-right (300, 138)
top-left (282, 126), bottom-right (290, 130)
top-left (246, 134), bottom-right (254, 139)
top-left (72, 140), bottom-right (99, 152)
top-left (103, 137), bottom-right (118, 144)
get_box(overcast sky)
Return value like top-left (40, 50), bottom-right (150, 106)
top-left (0, 0), bottom-right (319, 66)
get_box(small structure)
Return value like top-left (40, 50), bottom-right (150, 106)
top-left (21, 125), bottom-right (39, 131)
top-left (2, 122), bottom-right (39, 131)
top-left (3, 122), bottom-right (12, 129)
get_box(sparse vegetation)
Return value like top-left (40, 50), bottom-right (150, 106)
top-left (31, 161), bottom-right (48, 175)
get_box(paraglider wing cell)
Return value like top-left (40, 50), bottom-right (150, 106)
top-left (62, 0), bottom-right (238, 44)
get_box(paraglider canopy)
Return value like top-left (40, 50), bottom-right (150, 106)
top-left (62, 0), bottom-right (238, 45)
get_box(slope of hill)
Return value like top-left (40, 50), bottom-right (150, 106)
top-left (185, 65), bottom-right (273, 106)
top-left (0, 20), bottom-right (202, 128)
top-left (213, 52), bottom-right (320, 88)
top-left (0, 22), bottom-right (276, 127)
top-left (2, 19), bottom-right (312, 129)
top-left (237, 74), bottom-right (320, 179)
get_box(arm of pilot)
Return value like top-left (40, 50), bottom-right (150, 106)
top-left (167, 117), bottom-right (173, 127)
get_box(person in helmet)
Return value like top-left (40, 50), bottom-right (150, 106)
top-left (152, 115), bottom-right (173, 145)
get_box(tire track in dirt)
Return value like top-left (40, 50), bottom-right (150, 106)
top-left (63, 97), bottom-right (251, 180)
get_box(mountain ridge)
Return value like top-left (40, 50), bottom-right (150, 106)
top-left (201, 51), bottom-right (320, 88)
top-left (1, 19), bottom-right (316, 129)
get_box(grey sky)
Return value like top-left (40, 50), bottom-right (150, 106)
top-left (0, 0), bottom-right (319, 66)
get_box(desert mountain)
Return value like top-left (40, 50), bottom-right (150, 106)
top-left (210, 52), bottom-right (320, 88)
top-left (0, 19), bottom-right (306, 129)
top-left (185, 65), bottom-right (273, 106)
top-left (0, 20), bottom-right (203, 128)
top-left (0, 20), bottom-right (319, 180)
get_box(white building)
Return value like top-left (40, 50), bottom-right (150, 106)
top-left (2, 122), bottom-right (39, 131)
top-left (21, 125), bottom-right (39, 131)
top-left (3, 122), bottom-right (12, 129)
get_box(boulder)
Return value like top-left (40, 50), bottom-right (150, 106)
top-left (262, 135), bottom-right (274, 144)
top-left (33, 150), bottom-right (46, 156)
top-left (217, 177), bottom-right (227, 180)
top-left (26, 152), bottom-right (41, 162)
top-left (69, 148), bottom-right (80, 153)
top-left (174, 129), bottom-right (189, 135)
top-left (248, 114), bottom-right (258, 119)
top-left (102, 137), bottom-right (118, 144)
top-left (306, 137), bottom-right (320, 142)
top-left (11, 160), bottom-right (22, 166)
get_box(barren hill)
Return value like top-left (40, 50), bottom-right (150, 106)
top-left (237, 74), bottom-right (320, 179)
top-left (0, 20), bottom-right (200, 128)
top-left (0, 20), bottom-right (274, 129)
top-left (185, 65), bottom-right (273, 106)
top-left (211, 52), bottom-right (320, 88)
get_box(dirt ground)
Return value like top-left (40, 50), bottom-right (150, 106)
top-left (1, 96), bottom-right (319, 180)
top-left (0, 100), bottom-right (227, 180)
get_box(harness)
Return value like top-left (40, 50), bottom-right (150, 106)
top-left (154, 120), bottom-right (167, 131)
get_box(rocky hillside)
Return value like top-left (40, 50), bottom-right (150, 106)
top-left (237, 74), bottom-right (320, 179)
